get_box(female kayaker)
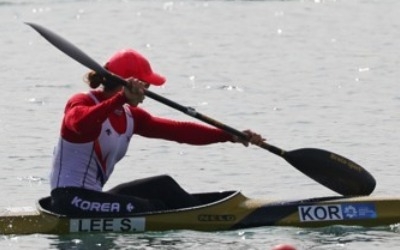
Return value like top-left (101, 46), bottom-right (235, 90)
top-left (50, 48), bottom-right (265, 216)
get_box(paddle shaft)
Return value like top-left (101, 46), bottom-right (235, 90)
top-left (145, 90), bottom-right (284, 155)
top-left (24, 21), bottom-right (279, 153)
top-left (93, 69), bottom-right (285, 155)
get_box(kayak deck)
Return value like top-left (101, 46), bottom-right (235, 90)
top-left (1, 191), bottom-right (400, 235)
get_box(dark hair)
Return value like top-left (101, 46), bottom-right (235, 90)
top-left (84, 70), bottom-right (119, 91)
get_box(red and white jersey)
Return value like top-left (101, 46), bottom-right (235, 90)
top-left (50, 93), bottom-right (134, 191)
top-left (50, 89), bottom-right (233, 192)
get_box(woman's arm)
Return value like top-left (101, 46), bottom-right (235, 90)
top-left (61, 92), bottom-right (126, 142)
top-left (132, 107), bottom-right (233, 145)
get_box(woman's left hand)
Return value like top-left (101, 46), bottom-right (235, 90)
top-left (233, 130), bottom-right (266, 147)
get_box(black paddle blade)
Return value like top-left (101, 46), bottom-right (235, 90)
top-left (284, 148), bottom-right (376, 196)
top-left (26, 22), bottom-right (129, 87)
top-left (26, 22), bottom-right (108, 75)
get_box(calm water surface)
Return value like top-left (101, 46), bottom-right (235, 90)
top-left (1, 0), bottom-right (400, 249)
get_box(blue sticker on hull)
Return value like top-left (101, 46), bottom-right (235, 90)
top-left (342, 203), bottom-right (377, 219)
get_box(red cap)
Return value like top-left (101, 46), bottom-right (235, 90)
top-left (106, 49), bottom-right (166, 86)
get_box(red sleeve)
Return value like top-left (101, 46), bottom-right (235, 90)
top-left (61, 92), bottom-right (126, 143)
top-left (131, 107), bottom-right (234, 145)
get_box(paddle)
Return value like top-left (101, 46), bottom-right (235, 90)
top-left (25, 22), bottom-right (376, 196)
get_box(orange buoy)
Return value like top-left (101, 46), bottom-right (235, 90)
top-left (272, 243), bottom-right (297, 250)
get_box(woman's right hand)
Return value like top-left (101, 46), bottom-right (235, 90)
top-left (123, 78), bottom-right (146, 106)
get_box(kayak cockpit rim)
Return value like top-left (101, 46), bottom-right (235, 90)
top-left (36, 190), bottom-right (243, 218)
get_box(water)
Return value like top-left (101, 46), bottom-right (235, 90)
top-left (1, 0), bottom-right (400, 249)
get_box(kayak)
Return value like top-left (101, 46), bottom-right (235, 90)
top-left (1, 190), bottom-right (399, 235)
